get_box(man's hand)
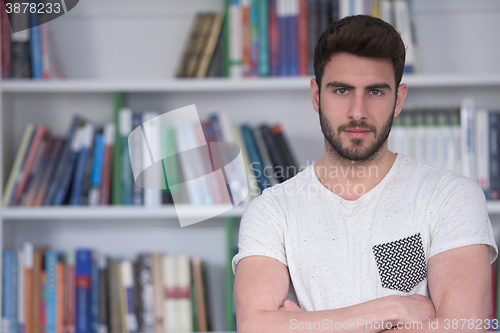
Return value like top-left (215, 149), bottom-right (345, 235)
top-left (395, 294), bottom-right (436, 324)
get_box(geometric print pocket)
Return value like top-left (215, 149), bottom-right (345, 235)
top-left (372, 233), bottom-right (427, 293)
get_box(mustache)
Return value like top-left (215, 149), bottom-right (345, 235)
top-left (337, 121), bottom-right (377, 135)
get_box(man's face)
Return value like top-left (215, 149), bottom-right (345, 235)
top-left (313, 53), bottom-right (403, 162)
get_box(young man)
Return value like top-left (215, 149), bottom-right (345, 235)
top-left (232, 15), bottom-right (498, 332)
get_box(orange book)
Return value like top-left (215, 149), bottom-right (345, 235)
top-left (57, 262), bottom-right (64, 333)
top-left (25, 243), bottom-right (34, 333)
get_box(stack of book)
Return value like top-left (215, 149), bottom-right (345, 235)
top-left (388, 101), bottom-right (500, 200)
top-left (1, 105), bottom-right (298, 207)
top-left (2, 244), bottom-right (211, 333)
top-left (177, 0), bottom-right (416, 78)
top-left (1, 2), bottom-right (65, 80)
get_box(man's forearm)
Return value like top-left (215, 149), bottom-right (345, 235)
top-left (238, 296), bottom-right (400, 333)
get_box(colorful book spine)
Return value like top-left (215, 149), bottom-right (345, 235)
top-left (75, 250), bottom-right (92, 333)
top-left (297, 0), bottom-right (308, 76)
top-left (288, 0), bottom-right (299, 76)
top-left (249, 0), bottom-right (260, 76)
top-left (88, 134), bottom-right (105, 206)
top-left (23, 244), bottom-right (33, 333)
top-left (136, 254), bottom-right (154, 333)
top-left (97, 257), bottom-right (107, 333)
top-left (18, 251), bottom-right (24, 333)
top-left (177, 256), bottom-right (192, 332)
top-left (121, 261), bottom-right (138, 333)
top-left (112, 93), bottom-right (123, 205)
top-left (90, 253), bottom-right (99, 333)
top-left (70, 124), bottom-right (94, 205)
top-left (241, 125), bottom-right (268, 192)
top-left (99, 123), bottom-right (115, 206)
top-left (119, 108), bottom-right (133, 205)
top-left (460, 99), bottom-right (476, 181)
top-left (241, 0), bottom-right (251, 76)
top-left (65, 253), bottom-right (76, 333)
top-left (29, 10), bottom-right (43, 79)
top-left (45, 251), bottom-right (58, 333)
top-left (269, 0), bottom-right (279, 76)
top-left (258, 0), bottom-right (269, 76)
top-left (56, 262), bottom-right (63, 333)
top-left (131, 114), bottom-right (143, 206)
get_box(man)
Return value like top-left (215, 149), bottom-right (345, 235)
top-left (232, 15), bottom-right (498, 333)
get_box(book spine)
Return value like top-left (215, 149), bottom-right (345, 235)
top-left (32, 250), bottom-right (43, 333)
top-left (177, 256), bottom-right (192, 332)
top-left (23, 244), bottom-right (33, 333)
top-left (40, 23), bottom-right (50, 79)
top-left (241, 125), bottom-right (267, 192)
top-left (75, 250), bottom-right (91, 333)
top-left (269, 0), bottom-right (279, 76)
top-left (136, 255), bottom-right (154, 333)
top-left (249, 0), bottom-right (259, 76)
top-left (241, 0), bottom-right (251, 76)
top-left (88, 134), bottom-right (104, 206)
top-left (277, 0), bottom-right (286, 76)
top-left (297, 0), bottom-right (308, 76)
top-left (162, 256), bottom-right (178, 333)
top-left (260, 125), bottom-right (287, 182)
top-left (131, 115), bottom-right (143, 205)
top-left (253, 126), bottom-right (279, 187)
top-left (29, 11), bottom-right (42, 79)
top-left (34, 139), bottom-right (63, 206)
top-left (229, 0), bottom-right (243, 77)
top-left (99, 124), bottom-right (115, 206)
top-left (97, 257), bottom-right (107, 333)
top-left (112, 92), bottom-right (123, 205)
top-left (1, 0), bottom-right (10, 78)
top-left (460, 99), bottom-right (475, 181)
top-left (119, 109), bottom-right (133, 205)
top-left (289, 0), bottom-right (299, 76)
top-left (45, 251), bottom-right (57, 333)
top-left (258, 0), bottom-right (269, 76)
top-left (121, 262), bottom-right (137, 333)
top-left (3, 252), bottom-right (12, 333)
top-left (151, 254), bottom-right (163, 333)
top-left (476, 109), bottom-right (489, 196)
top-left (307, 0), bottom-right (319, 75)
top-left (393, 0), bottom-right (415, 73)
top-left (56, 263), bottom-right (63, 333)
top-left (70, 125), bottom-right (94, 206)
top-left (23, 138), bottom-right (53, 206)
top-left (107, 260), bottom-right (121, 333)
top-left (141, 112), bottom-right (161, 207)
top-left (489, 112), bottom-right (500, 200)
top-left (90, 253), bottom-right (99, 333)
top-left (18, 251), bottom-right (25, 333)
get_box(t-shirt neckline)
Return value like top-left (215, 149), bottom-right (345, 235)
top-left (310, 153), bottom-right (402, 206)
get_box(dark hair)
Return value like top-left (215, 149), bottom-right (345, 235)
top-left (314, 15), bottom-right (406, 91)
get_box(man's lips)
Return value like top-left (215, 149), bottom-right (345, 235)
top-left (344, 128), bottom-right (371, 138)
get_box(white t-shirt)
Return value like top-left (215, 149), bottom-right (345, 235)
top-left (232, 154), bottom-right (498, 311)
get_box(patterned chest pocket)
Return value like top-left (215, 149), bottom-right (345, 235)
top-left (372, 233), bottom-right (427, 293)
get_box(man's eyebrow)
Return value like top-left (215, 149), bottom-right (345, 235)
top-left (324, 81), bottom-right (393, 91)
top-left (324, 81), bottom-right (355, 89)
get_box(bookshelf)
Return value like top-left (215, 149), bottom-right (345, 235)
top-left (1, 0), bottom-right (500, 332)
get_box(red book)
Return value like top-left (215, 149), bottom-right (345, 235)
top-left (298, 0), bottom-right (309, 76)
top-left (33, 138), bottom-right (63, 207)
top-left (1, 0), bottom-right (10, 79)
top-left (64, 254), bottom-right (76, 333)
top-left (12, 124), bottom-right (49, 206)
top-left (269, 0), bottom-right (279, 76)
top-left (99, 123), bottom-right (115, 205)
top-left (56, 262), bottom-right (64, 333)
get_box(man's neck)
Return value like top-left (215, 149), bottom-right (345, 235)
top-left (314, 145), bottom-right (397, 201)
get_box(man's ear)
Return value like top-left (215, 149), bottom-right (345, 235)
top-left (394, 83), bottom-right (408, 118)
top-left (310, 78), bottom-right (320, 114)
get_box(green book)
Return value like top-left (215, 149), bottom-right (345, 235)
top-left (112, 92), bottom-right (123, 205)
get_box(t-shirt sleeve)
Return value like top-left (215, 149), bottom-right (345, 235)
top-left (428, 175), bottom-right (498, 263)
top-left (232, 191), bottom-right (287, 275)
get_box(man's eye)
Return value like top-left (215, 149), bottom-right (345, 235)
top-left (370, 90), bottom-right (383, 96)
top-left (335, 88), bottom-right (348, 94)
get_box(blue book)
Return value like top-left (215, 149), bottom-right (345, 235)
top-left (53, 127), bottom-right (83, 205)
top-left (88, 133), bottom-right (105, 206)
top-left (45, 116), bottom-right (82, 205)
top-left (11, 253), bottom-right (18, 333)
top-left (277, 0), bottom-right (287, 76)
top-left (45, 251), bottom-right (58, 333)
top-left (3, 252), bottom-right (12, 333)
top-left (90, 252), bottom-right (99, 333)
top-left (29, 12), bottom-right (42, 79)
top-left (70, 125), bottom-right (94, 205)
top-left (241, 125), bottom-right (268, 192)
top-left (75, 249), bottom-right (92, 333)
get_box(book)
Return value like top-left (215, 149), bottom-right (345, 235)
top-left (18, 250), bottom-right (24, 333)
top-left (461, 99), bottom-right (475, 181)
top-left (121, 261), bottom-right (138, 333)
top-left (233, 126), bottom-right (260, 198)
top-left (29, 10), bottom-right (43, 79)
top-left (97, 256), bottom-right (108, 333)
top-left (70, 124), bottom-right (95, 205)
top-left (191, 258), bottom-right (208, 332)
top-left (253, 126), bottom-right (279, 187)
top-left (176, 13), bottom-right (207, 78)
top-left (260, 124), bottom-right (288, 182)
top-left (270, 124), bottom-right (298, 177)
top-left (44, 116), bottom-right (84, 205)
top-left (22, 138), bottom-right (54, 206)
top-left (1, 0), bottom-right (11, 78)
top-left (75, 250), bottom-right (92, 333)
top-left (131, 115), bottom-right (143, 206)
top-left (297, 0), bottom-right (308, 76)
top-left (88, 133), bottom-right (105, 206)
top-left (136, 254), bottom-right (154, 333)
top-left (112, 92), bottom-right (123, 205)
top-left (107, 260), bottom-right (122, 333)
top-left (34, 138), bottom-right (64, 206)
top-left (228, 0), bottom-right (243, 77)
top-left (99, 123), bottom-right (115, 206)
top-left (141, 112), bottom-right (162, 206)
top-left (162, 255), bottom-right (178, 333)
top-left (476, 109), bottom-right (489, 196)
top-left (3, 251), bottom-right (16, 333)
top-left (119, 108), bottom-right (133, 205)
top-left (241, 124), bottom-right (268, 192)
top-left (64, 252), bottom-right (76, 333)
top-left (151, 253), bottom-right (164, 333)
top-left (393, 0), bottom-right (416, 73)
top-left (45, 250), bottom-right (58, 333)
top-left (56, 261), bottom-right (64, 333)
top-left (90, 253), bottom-right (100, 333)
top-left (196, 13), bottom-right (224, 78)
top-left (177, 256), bottom-right (192, 332)
top-left (10, 16), bottom-right (31, 78)
top-left (258, 0), bottom-right (270, 76)
top-left (489, 112), bottom-right (500, 200)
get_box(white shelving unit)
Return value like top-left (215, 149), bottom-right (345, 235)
top-left (1, 1), bottom-right (500, 332)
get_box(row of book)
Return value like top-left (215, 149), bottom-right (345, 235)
top-left (178, 0), bottom-right (417, 78)
top-left (1, 1), bottom-right (65, 79)
top-left (2, 245), bottom-right (210, 333)
top-left (1, 105), bottom-right (298, 207)
top-left (388, 101), bottom-right (500, 200)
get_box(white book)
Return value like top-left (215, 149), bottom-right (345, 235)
top-left (162, 255), bottom-right (179, 333)
top-left (177, 256), bottom-right (192, 332)
top-left (393, 0), bottom-right (416, 73)
top-left (142, 112), bottom-right (162, 206)
top-left (475, 109), bottom-right (489, 192)
top-left (460, 99), bottom-right (476, 180)
top-left (229, 0), bottom-right (243, 78)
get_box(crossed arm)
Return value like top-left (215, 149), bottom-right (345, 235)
top-left (234, 244), bottom-right (491, 333)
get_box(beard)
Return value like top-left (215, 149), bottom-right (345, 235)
top-left (319, 101), bottom-right (395, 163)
